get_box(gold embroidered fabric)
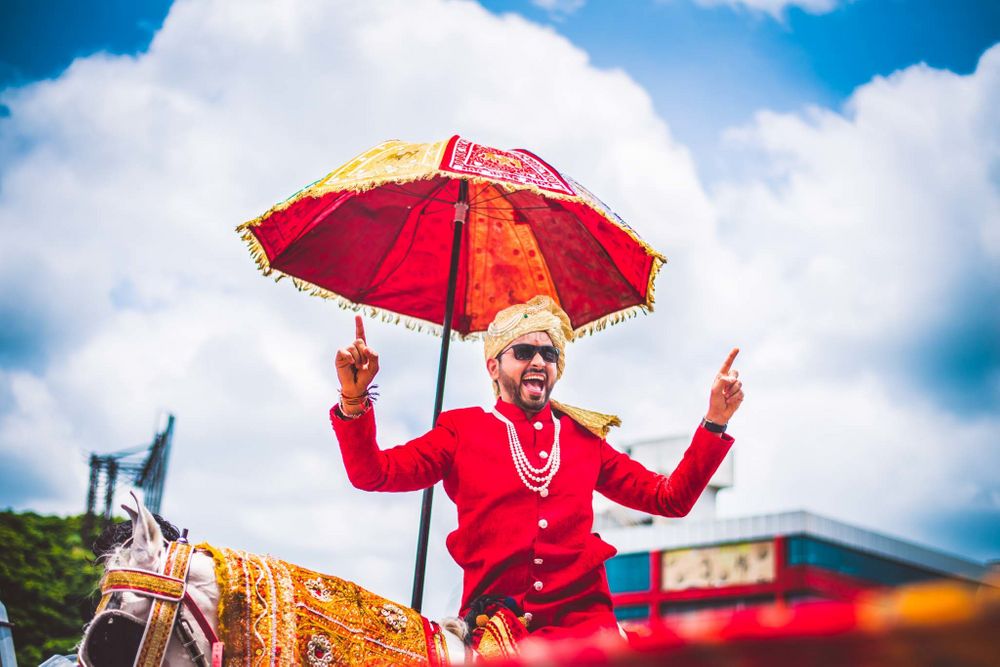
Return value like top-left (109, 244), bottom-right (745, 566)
top-left (310, 139), bottom-right (451, 198)
top-left (474, 611), bottom-right (524, 660)
top-left (484, 295), bottom-right (621, 438)
top-left (100, 568), bottom-right (186, 601)
top-left (549, 400), bottom-right (622, 439)
top-left (199, 544), bottom-right (449, 666)
top-left (136, 541), bottom-right (194, 667)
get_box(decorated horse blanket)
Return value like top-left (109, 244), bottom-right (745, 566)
top-left (199, 544), bottom-right (452, 666)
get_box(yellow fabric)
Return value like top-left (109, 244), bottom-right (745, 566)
top-left (198, 543), bottom-right (448, 666)
top-left (136, 541), bottom-right (193, 667)
top-left (475, 612), bottom-right (523, 659)
top-left (484, 295), bottom-right (621, 438)
top-left (550, 400), bottom-right (622, 439)
top-left (100, 569), bottom-right (185, 601)
top-left (310, 139), bottom-right (450, 196)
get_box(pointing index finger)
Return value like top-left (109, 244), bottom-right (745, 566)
top-left (719, 347), bottom-right (740, 375)
top-left (355, 315), bottom-right (366, 343)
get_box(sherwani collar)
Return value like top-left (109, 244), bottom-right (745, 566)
top-left (493, 399), bottom-right (554, 424)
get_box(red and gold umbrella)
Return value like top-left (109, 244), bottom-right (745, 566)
top-left (237, 135), bottom-right (666, 610)
top-left (238, 135), bottom-right (664, 337)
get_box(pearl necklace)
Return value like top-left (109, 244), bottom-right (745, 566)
top-left (491, 408), bottom-right (561, 497)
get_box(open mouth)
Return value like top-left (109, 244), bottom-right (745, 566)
top-left (521, 373), bottom-right (547, 400)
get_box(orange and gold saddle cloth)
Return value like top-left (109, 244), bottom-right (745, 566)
top-left (199, 544), bottom-right (451, 666)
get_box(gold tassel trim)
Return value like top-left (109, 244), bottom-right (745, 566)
top-left (570, 253), bottom-right (665, 338)
top-left (195, 543), bottom-right (232, 647)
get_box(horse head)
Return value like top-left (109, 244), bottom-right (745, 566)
top-left (79, 493), bottom-right (221, 667)
top-left (79, 494), bottom-right (466, 666)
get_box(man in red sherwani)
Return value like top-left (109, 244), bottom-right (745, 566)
top-left (330, 296), bottom-right (744, 646)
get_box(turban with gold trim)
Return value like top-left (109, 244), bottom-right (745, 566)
top-left (484, 295), bottom-right (621, 438)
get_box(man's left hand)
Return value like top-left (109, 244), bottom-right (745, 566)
top-left (706, 347), bottom-right (744, 426)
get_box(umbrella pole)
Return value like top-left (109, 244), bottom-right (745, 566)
top-left (411, 179), bottom-right (468, 612)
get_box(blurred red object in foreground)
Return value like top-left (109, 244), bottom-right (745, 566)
top-left (494, 578), bottom-right (1000, 666)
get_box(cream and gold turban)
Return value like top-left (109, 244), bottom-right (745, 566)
top-left (484, 295), bottom-right (621, 438)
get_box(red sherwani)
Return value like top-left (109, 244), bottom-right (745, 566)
top-left (330, 399), bottom-right (733, 637)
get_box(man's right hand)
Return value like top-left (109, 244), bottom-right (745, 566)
top-left (335, 315), bottom-right (380, 414)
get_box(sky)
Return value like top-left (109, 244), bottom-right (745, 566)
top-left (0, 0), bottom-right (998, 621)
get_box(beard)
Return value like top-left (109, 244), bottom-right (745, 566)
top-left (497, 363), bottom-right (552, 414)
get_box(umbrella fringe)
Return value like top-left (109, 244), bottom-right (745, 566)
top-left (239, 235), bottom-right (663, 341)
top-left (231, 233), bottom-right (482, 341)
top-left (232, 220), bottom-right (464, 337)
top-left (237, 224), bottom-right (276, 278)
top-left (279, 274), bottom-right (484, 342)
top-left (648, 254), bottom-right (664, 307)
top-left (573, 304), bottom-right (643, 338)
top-left (571, 253), bottom-right (664, 338)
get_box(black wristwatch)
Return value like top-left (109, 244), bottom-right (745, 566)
top-left (701, 418), bottom-right (727, 434)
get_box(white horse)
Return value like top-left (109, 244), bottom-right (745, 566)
top-left (77, 495), bottom-right (469, 666)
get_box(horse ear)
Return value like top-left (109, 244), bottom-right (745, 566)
top-left (126, 491), bottom-right (163, 569)
top-left (121, 503), bottom-right (139, 524)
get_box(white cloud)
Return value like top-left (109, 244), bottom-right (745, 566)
top-left (692, 0), bottom-right (841, 20)
top-left (709, 46), bottom-right (1000, 552)
top-left (713, 49), bottom-right (1000, 377)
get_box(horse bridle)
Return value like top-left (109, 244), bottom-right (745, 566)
top-left (79, 536), bottom-right (223, 667)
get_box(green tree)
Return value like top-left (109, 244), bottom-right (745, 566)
top-left (0, 511), bottom-right (106, 666)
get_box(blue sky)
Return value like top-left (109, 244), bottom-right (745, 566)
top-left (5, 0), bottom-right (996, 173)
top-left (0, 0), bottom-right (997, 617)
top-left (0, 1), bottom-right (171, 88)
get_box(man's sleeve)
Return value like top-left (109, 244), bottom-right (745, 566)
top-left (329, 406), bottom-right (456, 492)
top-left (595, 426), bottom-right (733, 517)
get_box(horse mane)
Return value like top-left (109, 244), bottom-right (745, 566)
top-left (91, 513), bottom-right (182, 562)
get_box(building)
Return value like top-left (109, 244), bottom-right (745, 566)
top-left (595, 435), bottom-right (992, 624)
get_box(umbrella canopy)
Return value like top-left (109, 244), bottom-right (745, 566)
top-left (238, 135), bottom-right (665, 337)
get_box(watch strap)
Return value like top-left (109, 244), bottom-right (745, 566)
top-left (701, 418), bottom-right (727, 433)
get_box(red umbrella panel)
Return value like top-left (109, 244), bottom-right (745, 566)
top-left (238, 135), bottom-right (666, 337)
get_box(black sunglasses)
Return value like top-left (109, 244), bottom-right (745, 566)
top-left (501, 343), bottom-right (560, 363)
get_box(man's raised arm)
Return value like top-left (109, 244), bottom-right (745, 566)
top-left (596, 348), bottom-right (744, 517)
top-left (329, 316), bottom-right (455, 492)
